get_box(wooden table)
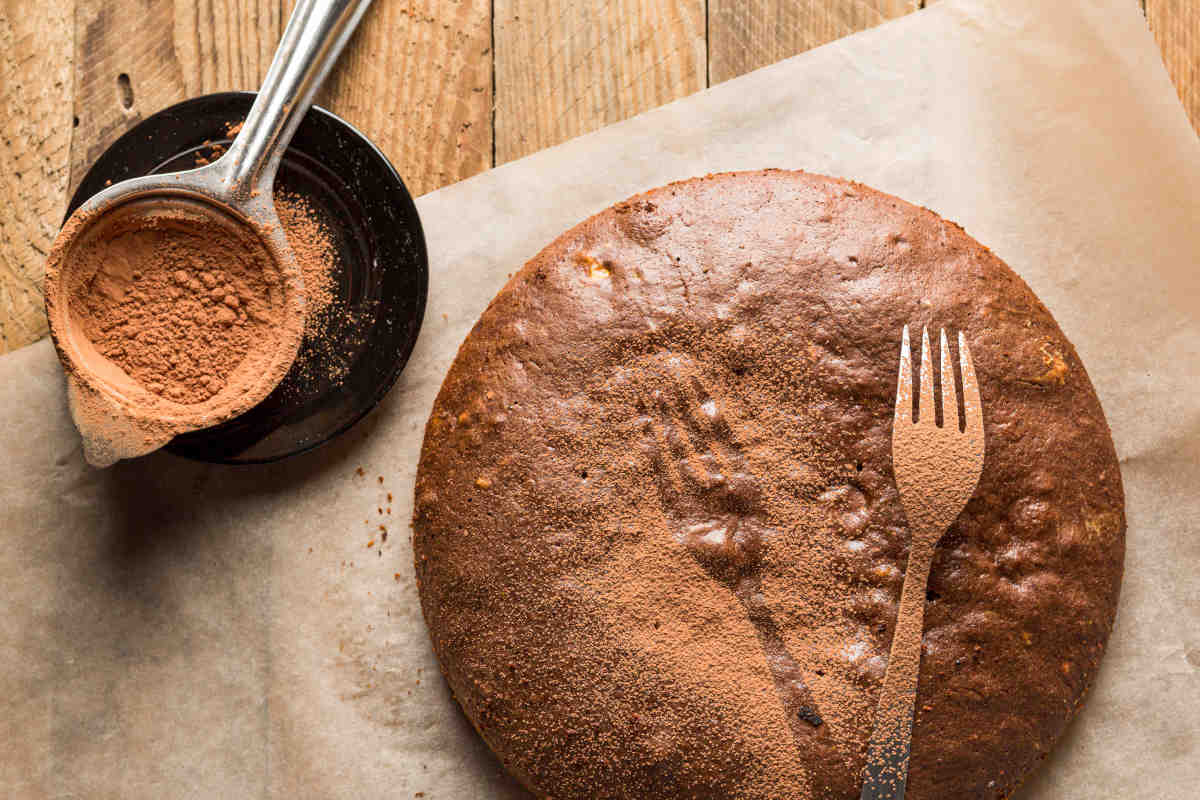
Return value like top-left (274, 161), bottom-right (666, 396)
top-left (1, 0), bottom-right (1196, 354)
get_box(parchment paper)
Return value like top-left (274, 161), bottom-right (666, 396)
top-left (2, 0), bottom-right (1198, 796)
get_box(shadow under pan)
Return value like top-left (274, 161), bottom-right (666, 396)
top-left (67, 91), bottom-right (428, 464)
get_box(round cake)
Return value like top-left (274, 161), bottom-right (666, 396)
top-left (413, 170), bottom-right (1125, 799)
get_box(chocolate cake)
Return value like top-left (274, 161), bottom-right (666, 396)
top-left (413, 170), bottom-right (1125, 799)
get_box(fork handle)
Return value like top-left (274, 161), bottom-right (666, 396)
top-left (859, 545), bottom-right (935, 800)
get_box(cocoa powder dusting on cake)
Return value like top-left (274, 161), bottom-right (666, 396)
top-left (413, 171), bottom-right (1126, 800)
top-left (566, 323), bottom-right (870, 796)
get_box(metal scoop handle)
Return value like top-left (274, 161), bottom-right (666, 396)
top-left (217, 0), bottom-right (372, 203)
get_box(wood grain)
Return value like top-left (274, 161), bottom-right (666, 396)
top-left (1146, 0), bottom-right (1200, 135)
top-left (70, 0), bottom-right (281, 195)
top-left (0, 0), bottom-right (74, 353)
top-left (493, 0), bottom-right (707, 164)
top-left (708, 0), bottom-right (921, 84)
top-left (71, 0), bottom-right (491, 199)
top-left (317, 0), bottom-right (492, 196)
top-left (1, 0), bottom-right (1197, 356)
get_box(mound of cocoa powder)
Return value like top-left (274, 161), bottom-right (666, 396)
top-left (65, 191), bottom-right (343, 407)
top-left (67, 203), bottom-right (279, 405)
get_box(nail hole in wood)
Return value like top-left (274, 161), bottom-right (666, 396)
top-left (73, 116), bottom-right (80, 127)
top-left (117, 73), bottom-right (134, 110)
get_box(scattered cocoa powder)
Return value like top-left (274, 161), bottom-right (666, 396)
top-left (190, 136), bottom-right (336, 329)
top-left (65, 199), bottom-right (280, 404)
top-left (187, 129), bottom-right (337, 336)
top-left (275, 190), bottom-right (335, 330)
top-left (189, 129), bottom-right (364, 393)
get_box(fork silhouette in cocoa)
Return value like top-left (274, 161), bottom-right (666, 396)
top-left (638, 363), bottom-right (824, 734)
top-left (859, 327), bottom-right (985, 800)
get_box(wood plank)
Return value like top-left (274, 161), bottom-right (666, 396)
top-left (5, 0), bottom-right (1197, 358)
top-left (70, 0), bottom-right (278, 197)
top-left (317, 0), bottom-right (493, 196)
top-left (493, 0), bottom-right (707, 165)
top-left (1146, 0), bottom-right (1200, 135)
top-left (708, 0), bottom-right (921, 85)
top-left (0, 0), bottom-right (75, 353)
top-left (70, 0), bottom-right (491, 200)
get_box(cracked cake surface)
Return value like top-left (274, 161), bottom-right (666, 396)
top-left (412, 170), bottom-right (1125, 799)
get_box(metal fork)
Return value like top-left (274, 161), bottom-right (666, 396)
top-left (859, 326), bottom-right (986, 800)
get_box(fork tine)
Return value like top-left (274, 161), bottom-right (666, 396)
top-left (895, 325), bottom-right (913, 425)
top-left (958, 331), bottom-right (983, 435)
top-left (939, 329), bottom-right (957, 430)
top-left (918, 326), bottom-right (935, 426)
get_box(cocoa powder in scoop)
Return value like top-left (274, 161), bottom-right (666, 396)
top-left (66, 194), bottom-right (341, 406)
top-left (66, 204), bottom-right (279, 405)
